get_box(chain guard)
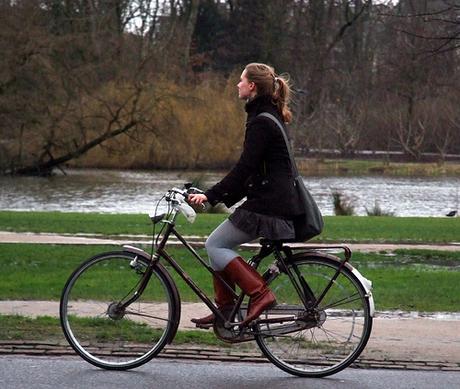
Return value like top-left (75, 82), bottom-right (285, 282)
top-left (255, 309), bottom-right (327, 337)
top-left (213, 307), bottom-right (327, 342)
top-left (212, 307), bottom-right (255, 343)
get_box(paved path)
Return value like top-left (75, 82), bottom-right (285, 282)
top-left (2, 356), bottom-right (459, 388)
top-left (1, 231), bottom-right (459, 251)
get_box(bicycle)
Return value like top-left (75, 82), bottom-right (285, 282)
top-left (60, 184), bottom-right (374, 378)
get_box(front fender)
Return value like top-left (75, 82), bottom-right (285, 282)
top-left (122, 245), bottom-right (182, 343)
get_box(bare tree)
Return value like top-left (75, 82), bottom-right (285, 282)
top-left (431, 93), bottom-right (460, 161)
top-left (394, 115), bottom-right (427, 161)
top-left (2, 0), bottom-right (460, 173)
top-left (373, 0), bottom-right (458, 159)
top-left (326, 103), bottom-right (365, 156)
top-left (386, 0), bottom-right (460, 56)
top-left (0, 0), bottom-right (164, 175)
top-left (288, 0), bottom-right (373, 154)
top-left (11, 81), bottom-right (159, 175)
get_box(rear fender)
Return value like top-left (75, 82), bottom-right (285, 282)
top-left (290, 251), bottom-right (375, 317)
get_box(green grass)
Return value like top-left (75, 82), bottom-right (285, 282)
top-left (298, 158), bottom-right (460, 177)
top-left (320, 216), bottom-right (460, 243)
top-left (1, 211), bottom-right (459, 243)
top-left (0, 244), bottom-right (458, 343)
top-left (0, 244), bottom-right (459, 312)
top-left (0, 211), bottom-right (224, 236)
top-left (0, 314), bottom-right (226, 346)
top-left (0, 244), bottom-right (219, 301)
top-left (352, 252), bottom-right (460, 311)
top-left (0, 315), bottom-right (64, 341)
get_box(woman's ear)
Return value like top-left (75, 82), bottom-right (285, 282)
top-left (249, 82), bottom-right (257, 98)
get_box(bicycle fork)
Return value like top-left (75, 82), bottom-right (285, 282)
top-left (108, 253), bottom-right (158, 317)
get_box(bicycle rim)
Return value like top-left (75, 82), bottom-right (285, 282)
top-left (60, 251), bottom-right (176, 370)
top-left (255, 256), bottom-right (372, 377)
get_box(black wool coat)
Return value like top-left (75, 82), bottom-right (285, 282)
top-left (205, 95), bottom-right (303, 218)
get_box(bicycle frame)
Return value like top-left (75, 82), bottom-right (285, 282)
top-left (120, 210), bottom-right (293, 327)
top-left (155, 219), bottom-right (236, 323)
top-left (119, 189), bottom-right (364, 330)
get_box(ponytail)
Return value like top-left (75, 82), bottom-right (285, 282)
top-left (273, 75), bottom-right (293, 123)
top-left (244, 63), bottom-right (293, 123)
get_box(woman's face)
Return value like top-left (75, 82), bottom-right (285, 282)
top-left (237, 70), bottom-right (256, 100)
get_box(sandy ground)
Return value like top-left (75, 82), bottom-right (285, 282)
top-left (1, 300), bottom-right (459, 363)
top-left (1, 231), bottom-right (460, 252)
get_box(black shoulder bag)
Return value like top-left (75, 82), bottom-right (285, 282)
top-left (258, 112), bottom-right (324, 241)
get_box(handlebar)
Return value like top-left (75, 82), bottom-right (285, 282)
top-left (150, 184), bottom-right (204, 231)
top-left (169, 186), bottom-right (204, 199)
top-left (157, 185), bottom-right (201, 224)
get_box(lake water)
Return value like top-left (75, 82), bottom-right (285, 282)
top-left (0, 169), bottom-right (459, 217)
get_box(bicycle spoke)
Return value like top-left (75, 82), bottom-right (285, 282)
top-left (255, 255), bottom-right (372, 377)
top-left (315, 326), bottom-right (354, 343)
top-left (60, 252), bottom-right (176, 370)
top-left (319, 293), bottom-right (363, 311)
top-left (124, 310), bottom-right (171, 322)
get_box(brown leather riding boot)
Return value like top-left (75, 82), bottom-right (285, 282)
top-left (191, 271), bottom-right (235, 328)
top-left (224, 257), bottom-right (276, 326)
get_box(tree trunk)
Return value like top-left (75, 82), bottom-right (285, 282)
top-left (180, 0), bottom-right (200, 82)
top-left (11, 121), bottom-right (137, 176)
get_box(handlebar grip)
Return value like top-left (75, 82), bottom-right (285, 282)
top-left (187, 187), bottom-right (204, 195)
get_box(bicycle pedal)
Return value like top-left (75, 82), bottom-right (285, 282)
top-left (195, 323), bottom-right (213, 330)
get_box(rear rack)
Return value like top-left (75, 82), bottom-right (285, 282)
top-left (258, 239), bottom-right (352, 263)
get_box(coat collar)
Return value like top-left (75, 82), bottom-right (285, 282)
top-left (245, 94), bottom-right (277, 119)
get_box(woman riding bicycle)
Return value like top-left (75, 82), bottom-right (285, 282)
top-left (189, 62), bottom-right (303, 327)
top-left (61, 69), bottom-right (373, 373)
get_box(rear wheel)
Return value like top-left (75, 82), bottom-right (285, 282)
top-left (255, 255), bottom-right (372, 377)
top-left (60, 251), bottom-right (179, 370)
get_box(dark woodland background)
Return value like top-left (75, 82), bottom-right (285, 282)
top-left (1, 0), bottom-right (460, 175)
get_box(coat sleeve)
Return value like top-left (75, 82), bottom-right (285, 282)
top-left (205, 119), bottom-right (268, 207)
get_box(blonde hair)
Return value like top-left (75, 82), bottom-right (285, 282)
top-left (244, 62), bottom-right (293, 123)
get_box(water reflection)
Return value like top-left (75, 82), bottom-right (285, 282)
top-left (0, 169), bottom-right (459, 216)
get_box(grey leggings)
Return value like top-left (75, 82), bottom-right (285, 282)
top-left (205, 219), bottom-right (257, 270)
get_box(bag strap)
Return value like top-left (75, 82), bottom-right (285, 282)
top-left (257, 112), bottom-right (299, 176)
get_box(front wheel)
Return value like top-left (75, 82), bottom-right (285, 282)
top-left (255, 254), bottom-right (373, 377)
top-left (60, 251), bottom-right (180, 370)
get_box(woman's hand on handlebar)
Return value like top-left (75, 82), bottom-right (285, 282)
top-left (188, 193), bottom-right (208, 205)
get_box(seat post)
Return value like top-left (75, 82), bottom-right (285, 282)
top-left (249, 239), bottom-right (275, 268)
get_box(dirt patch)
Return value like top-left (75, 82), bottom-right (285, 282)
top-left (1, 300), bottom-right (459, 364)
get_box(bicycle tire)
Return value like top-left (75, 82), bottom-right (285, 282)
top-left (60, 251), bottom-right (180, 370)
top-left (255, 253), bottom-right (373, 377)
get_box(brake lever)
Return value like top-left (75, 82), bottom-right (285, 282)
top-left (186, 190), bottom-right (206, 209)
top-left (187, 186), bottom-right (204, 195)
